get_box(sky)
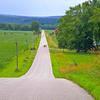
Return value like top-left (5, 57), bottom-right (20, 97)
top-left (0, 0), bottom-right (88, 17)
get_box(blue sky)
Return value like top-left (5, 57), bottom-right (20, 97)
top-left (0, 0), bottom-right (88, 16)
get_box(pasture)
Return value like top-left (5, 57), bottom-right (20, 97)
top-left (0, 30), bottom-right (40, 77)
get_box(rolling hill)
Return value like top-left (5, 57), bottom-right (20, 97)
top-left (0, 14), bottom-right (61, 25)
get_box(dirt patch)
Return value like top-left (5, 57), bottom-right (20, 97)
top-left (59, 64), bottom-right (93, 73)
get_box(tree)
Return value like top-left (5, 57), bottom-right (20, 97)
top-left (57, 0), bottom-right (100, 52)
top-left (31, 21), bottom-right (40, 33)
top-left (89, 5), bottom-right (100, 48)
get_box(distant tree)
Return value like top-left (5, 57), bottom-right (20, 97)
top-left (0, 23), bottom-right (32, 31)
top-left (31, 22), bottom-right (40, 33)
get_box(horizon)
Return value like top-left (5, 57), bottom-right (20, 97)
top-left (0, 14), bottom-right (63, 17)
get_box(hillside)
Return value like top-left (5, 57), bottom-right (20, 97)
top-left (0, 15), bottom-right (60, 25)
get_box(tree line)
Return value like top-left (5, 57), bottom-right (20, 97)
top-left (0, 21), bottom-right (40, 32)
top-left (0, 23), bottom-right (32, 31)
top-left (56, 0), bottom-right (100, 52)
top-left (0, 23), bottom-right (57, 31)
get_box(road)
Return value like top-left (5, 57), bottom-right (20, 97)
top-left (0, 30), bottom-right (93, 100)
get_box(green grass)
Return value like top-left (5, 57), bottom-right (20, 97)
top-left (46, 31), bottom-right (100, 100)
top-left (45, 30), bottom-right (58, 48)
top-left (0, 31), bottom-right (40, 77)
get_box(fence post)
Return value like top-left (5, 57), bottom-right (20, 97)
top-left (16, 41), bottom-right (19, 71)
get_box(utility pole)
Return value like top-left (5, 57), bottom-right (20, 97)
top-left (16, 41), bottom-right (19, 71)
top-left (26, 40), bottom-right (28, 50)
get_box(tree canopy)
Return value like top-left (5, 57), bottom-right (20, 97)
top-left (0, 21), bottom-right (40, 32)
top-left (31, 22), bottom-right (40, 32)
top-left (57, 0), bottom-right (100, 52)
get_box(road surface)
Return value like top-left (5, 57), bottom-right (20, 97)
top-left (0, 30), bottom-right (93, 100)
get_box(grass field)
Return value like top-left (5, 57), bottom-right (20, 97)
top-left (46, 30), bottom-right (100, 100)
top-left (45, 30), bottom-right (58, 48)
top-left (0, 30), bottom-right (40, 77)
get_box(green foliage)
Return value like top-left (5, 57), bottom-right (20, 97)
top-left (0, 23), bottom-right (57, 31)
top-left (31, 21), bottom-right (40, 32)
top-left (0, 23), bottom-right (32, 31)
top-left (41, 24), bottom-right (57, 30)
top-left (57, 0), bottom-right (100, 52)
top-left (0, 21), bottom-right (41, 32)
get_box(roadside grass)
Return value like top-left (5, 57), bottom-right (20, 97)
top-left (46, 31), bottom-right (100, 100)
top-left (0, 31), bottom-right (40, 77)
top-left (45, 30), bottom-right (58, 48)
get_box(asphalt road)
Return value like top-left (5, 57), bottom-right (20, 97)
top-left (0, 30), bottom-right (93, 100)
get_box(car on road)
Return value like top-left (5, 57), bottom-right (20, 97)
top-left (44, 45), bottom-right (47, 47)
